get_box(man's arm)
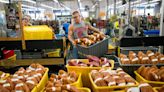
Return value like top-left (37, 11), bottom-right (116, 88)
top-left (88, 25), bottom-right (105, 35)
top-left (68, 24), bottom-right (76, 45)
top-left (88, 24), bottom-right (100, 33)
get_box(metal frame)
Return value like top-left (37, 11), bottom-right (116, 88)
top-left (119, 36), bottom-right (164, 47)
top-left (160, 0), bottom-right (164, 53)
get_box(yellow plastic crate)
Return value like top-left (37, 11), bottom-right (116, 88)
top-left (7, 54), bottom-right (16, 61)
top-left (0, 71), bottom-right (10, 80)
top-left (31, 68), bottom-right (49, 92)
top-left (41, 73), bottom-right (83, 92)
top-left (134, 71), bottom-right (164, 87)
top-left (46, 49), bottom-right (61, 57)
top-left (153, 87), bottom-right (161, 92)
top-left (78, 88), bottom-right (91, 92)
top-left (42, 87), bottom-right (91, 92)
top-left (89, 73), bottom-right (139, 92)
top-left (66, 59), bottom-right (114, 87)
top-left (70, 73), bottom-right (83, 87)
top-left (24, 25), bottom-right (53, 40)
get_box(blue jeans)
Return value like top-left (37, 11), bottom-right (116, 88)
top-left (72, 45), bottom-right (78, 59)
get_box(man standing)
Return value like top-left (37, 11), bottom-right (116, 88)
top-left (147, 13), bottom-right (152, 30)
top-left (68, 11), bottom-right (104, 58)
top-left (68, 11), bottom-right (103, 45)
top-left (62, 19), bottom-right (70, 37)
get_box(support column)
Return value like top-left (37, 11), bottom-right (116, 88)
top-left (160, 0), bottom-right (164, 53)
top-left (128, 0), bottom-right (131, 26)
top-left (114, 0), bottom-right (116, 15)
top-left (106, 0), bottom-right (109, 19)
top-left (96, 1), bottom-right (100, 18)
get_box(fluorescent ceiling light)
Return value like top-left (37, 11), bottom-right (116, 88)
top-left (23, 0), bottom-right (36, 4)
top-left (92, 3), bottom-right (98, 8)
top-left (78, 0), bottom-right (83, 9)
top-left (60, 3), bottom-right (71, 10)
top-left (41, 4), bottom-right (55, 9)
top-left (0, 0), bottom-right (9, 3)
top-left (53, 0), bottom-right (59, 4)
top-left (22, 4), bottom-right (36, 8)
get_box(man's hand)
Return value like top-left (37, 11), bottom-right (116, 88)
top-left (99, 31), bottom-right (107, 37)
top-left (72, 41), bottom-right (77, 46)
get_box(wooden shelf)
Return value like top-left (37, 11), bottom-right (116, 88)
top-left (0, 37), bottom-right (21, 41)
top-left (0, 58), bottom-right (65, 67)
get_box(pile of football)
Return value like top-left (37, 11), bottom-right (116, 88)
top-left (75, 33), bottom-right (106, 47)
top-left (0, 63), bottom-right (46, 92)
top-left (68, 55), bottom-right (112, 67)
top-left (90, 68), bottom-right (137, 86)
top-left (45, 70), bottom-right (81, 92)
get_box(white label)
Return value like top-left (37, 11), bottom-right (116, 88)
top-left (94, 78), bottom-right (103, 83)
top-left (13, 74), bottom-right (18, 77)
top-left (18, 71), bottom-right (24, 73)
top-left (154, 74), bottom-right (159, 80)
top-left (93, 37), bottom-right (96, 41)
top-left (97, 34), bottom-right (100, 38)
top-left (106, 70), bottom-right (117, 75)
top-left (61, 74), bottom-right (67, 77)
top-left (33, 75), bottom-right (38, 78)
top-left (118, 83), bottom-right (126, 86)
top-left (148, 53), bottom-right (154, 57)
top-left (66, 85), bottom-right (71, 90)
top-left (11, 78), bottom-right (19, 82)
top-left (91, 70), bottom-right (98, 75)
top-left (127, 87), bottom-right (140, 92)
top-left (77, 39), bottom-right (80, 43)
top-left (27, 77), bottom-right (34, 80)
top-left (116, 68), bottom-right (123, 71)
top-left (26, 69), bottom-right (31, 73)
top-left (76, 60), bottom-right (80, 64)
top-left (17, 76), bottom-right (23, 79)
top-left (24, 75), bottom-right (28, 78)
top-left (29, 66), bottom-right (35, 71)
top-left (53, 78), bottom-right (57, 82)
top-left (133, 53), bottom-right (136, 56)
top-left (138, 83), bottom-right (149, 88)
top-left (152, 59), bottom-right (158, 62)
top-left (52, 87), bottom-right (56, 91)
top-left (160, 57), bottom-right (164, 61)
top-left (113, 76), bottom-right (119, 79)
top-left (1, 73), bottom-right (5, 78)
top-left (26, 80), bottom-right (35, 85)
top-left (132, 58), bottom-right (138, 62)
top-left (36, 68), bottom-right (42, 71)
top-left (102, 63), bottom-right (109, 67)
top-left (142, 57), bottom-right (149, 60)
top-left (15, 90), bottom-right (24, 92)
top-left (124, 75), bottom-right (130, 78)
top-left (3, 83), bottom-right (10, 87)
top-left (104, 76), bottom-right (109, 80)
top-left (123, 58), bottom-right (129, 61)
top-left (16, 83), bottom-right (24, 87)
top-left (0, 80), bottom-right (6, 83)
top-left (104, 58), bottom-right (107, 62)
top-left (108, 82), bottom-right (116, 86)
top-left (36, 73), bottom-right (42, 77)
top-left (127, 82), bottom-right (135, 86)
top-left (100, 70), bottom-right (109, 73)
top-left (118, 71), bottom-right (125, 75)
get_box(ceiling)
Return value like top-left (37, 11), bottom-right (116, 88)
top-left (20, 0), bottom-right (118, 11)
top-left (1, 0), bottom-right (161, 12)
